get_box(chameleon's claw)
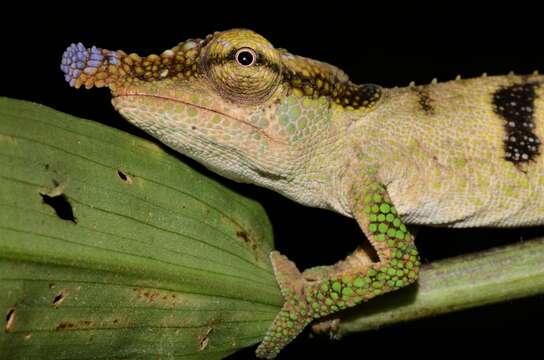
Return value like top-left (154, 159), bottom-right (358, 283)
top-left (269, 251), bottom-right (303, 297)
top-left (256, 251), bottom-right (313, 359)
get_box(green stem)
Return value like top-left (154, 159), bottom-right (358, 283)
top-left (335, 236), bottom-right (544, 335)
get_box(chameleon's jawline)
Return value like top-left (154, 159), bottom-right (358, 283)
top-left (114, 93), bottom-right (285, 144)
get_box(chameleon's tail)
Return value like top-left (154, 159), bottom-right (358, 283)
top-left (60, 43), bottom-right (121, 89)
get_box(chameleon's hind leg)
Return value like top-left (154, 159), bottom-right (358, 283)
top-left (255, 179), bottom-right (421, 359)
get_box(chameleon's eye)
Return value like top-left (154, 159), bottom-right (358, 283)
top-left (235, 48), bottom-right (256, 67)
top-left (202, 29), bottom-right (282, 105)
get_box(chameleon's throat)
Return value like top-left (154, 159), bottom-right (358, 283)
top-left (114, 93), bottom-right (285, 145)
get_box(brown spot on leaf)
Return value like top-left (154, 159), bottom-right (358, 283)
top-left (55, 320), bottom-right (94, 331)
top-left (133, 288), bottom-right (161, 303)
top-left (144, 291), bottom-right (158, 303)
top-left (236, 230), bottom-right (257, 251)
top-left (133, 287), bottom-right (184, 307)
top-left (54, 319), bottom-right (93, 331)
top-left (56, 321), bottom-right (74, 330)
top-left (5, 308), bottom-right (15, 332)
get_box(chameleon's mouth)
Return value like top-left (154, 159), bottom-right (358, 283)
top-left (114, 93), bottom-right (285, 144)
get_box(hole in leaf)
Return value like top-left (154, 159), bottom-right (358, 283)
top-left (117, 170), bottom-right (133, 184)
top-left (199, 327), bottom-right (213, 351)
top-left (40, 193), bottom-right (77, 223)
top-left (52, 292), bottom-right (65, 307)
top-left (5, 308), bottom-right (15, 332)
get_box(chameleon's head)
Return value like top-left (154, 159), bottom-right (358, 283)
top-left (61, 29), bottom-right (380, 193)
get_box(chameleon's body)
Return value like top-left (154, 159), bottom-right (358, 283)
top-left (61, 29), bottom-right (544, 358)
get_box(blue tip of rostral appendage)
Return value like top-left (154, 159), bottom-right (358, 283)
top-left (60, 42), bottom-right (119, 87)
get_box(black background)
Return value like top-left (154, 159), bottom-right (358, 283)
top-left (2, 4), bottom-right (544, 358)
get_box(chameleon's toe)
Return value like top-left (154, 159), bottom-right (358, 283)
top-left (60, 42), bottom-right (120, 89)
top-left (256, 251), bottom-right (313, 359)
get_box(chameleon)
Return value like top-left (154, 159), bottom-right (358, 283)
top-left (60, 29), bottom-right (544, 358)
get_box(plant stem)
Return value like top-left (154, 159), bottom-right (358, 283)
top-left (335, 236), bottom-right (544, 335)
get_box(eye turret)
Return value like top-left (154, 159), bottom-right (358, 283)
top-left (202, 29), bottom-right (282, 105)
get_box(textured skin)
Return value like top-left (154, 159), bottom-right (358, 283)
top-left (61, 29), bottom-right (544, 358)
top-left (369, 78), bottom-right (544, 227)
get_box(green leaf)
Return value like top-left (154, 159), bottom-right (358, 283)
top-left (0, 97), bottom-right (282, 359)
